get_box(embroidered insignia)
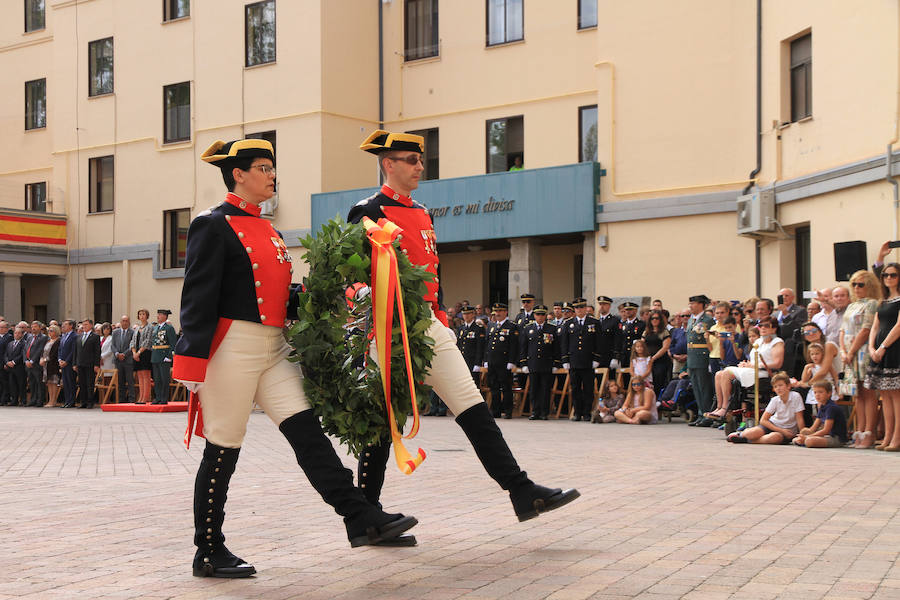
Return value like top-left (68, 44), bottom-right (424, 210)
top-left (271, 236), bottom-right (292, 264)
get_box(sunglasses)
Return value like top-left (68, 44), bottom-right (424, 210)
top-left (883, 272), bottom-right (899, 279)
top-left (388, 154), bottom-right (424, 166)
top-left (851, 282), bottom-right (866, 288)
top-left (802, 329), bottom-right (818, 336)
top-left (650, 317), bottom-right (661, 320)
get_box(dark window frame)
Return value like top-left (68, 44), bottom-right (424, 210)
top-left (485, 115), bottom-right (524, 173)
top-left (163, 208), bottom-right (191, 269)
top-left (24, 0), bottom-right (45, 33)
top-left (790, 33), bottom-right (812, 122)
top-left (88, 155), bottom-right (115, 214)
top-left (245, 129), bottom-right (276, 154)
top-left (577, 0), bottom-right (597, 30)
top-left (404, 0), bottom-right (439, 61)
top-left (485, 0), bottom-right (524, 47)
top-left (795, 225), bottom-right (811, 300)
top-left (245, 0), bottom-right (277, 67)
top-left (25, 181), bottom-right (47, 212)
top-left (163, 0), bottom-right (190, 22)
top-left (93, 278), bottom-right (113, 324)
top-left (406, 127), bottom-right (439, 180)
top-left (578, 104), bottom-right (598, 163)
top-left (163, 81), bottom-right (191, 144)
top-left (88, 37), bottom-right (114, 97)
top-left (25, 78), bottom-right (46, 130)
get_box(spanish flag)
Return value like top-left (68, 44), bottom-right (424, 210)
top-left (0, 214), bottom-right (66, 245)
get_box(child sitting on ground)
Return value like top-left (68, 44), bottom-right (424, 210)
top-left (592, 379), bottom-right (625, 423)
top-left (793, 381), bottom-right (848, 448)
top-left (727, 371), bottom-right (805, 444)
top-left (630, 340), bottom-right (652, 386)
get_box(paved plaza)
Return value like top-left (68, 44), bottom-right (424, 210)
top-left (3, 408), bottom-right (900, 600)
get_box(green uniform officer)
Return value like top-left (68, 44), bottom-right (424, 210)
top-left (150, 308), bottom-right (178, 404)
top-left (685, 295), bottom-right (715, 426)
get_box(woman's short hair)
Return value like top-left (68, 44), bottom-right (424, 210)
top-left (48, 324), bottom-right (60, 336)
top-left (137, 309), bottom-right (150, 319)
top-left (849, 270), bottom-right (882, 302)
top-left (101, 322), bottom-right (112, 335)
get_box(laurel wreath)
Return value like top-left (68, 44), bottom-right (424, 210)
top-left (287, 217), bottom-right (435, 457)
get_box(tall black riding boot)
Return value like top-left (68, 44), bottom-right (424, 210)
top-left (192, 442), bottom-right (256, 578)
top-left (455, 402), bottom-right (581, 521)
top-left (357, 437), bottom-right (417, 546)
top-left (279, 410), bottom-right (417, 547)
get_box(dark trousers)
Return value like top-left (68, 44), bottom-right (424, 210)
top-left (570, 368), bottom-right (594, 418)
top-left (7, 367), bottom-right (26, 405)
top-left (61, 365), bottom-right (76, 406)
top-left (152, 361), bottom-right (171, 404)
top-left (116, 360), bottom-right (135, 403)
top-left (77, 366), bottom-right (95, 407)
top-left (0, 369), bottom-right (8, 404)
top-left (487, 363), bottom-right (513, 416)
top-left (528, 370), bottom-right (553, 417)
top-left (689, 366), bottom-right (713, 416)
top-left (26, 366), bottom-right (44, 406)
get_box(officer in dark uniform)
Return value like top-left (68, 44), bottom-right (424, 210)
top-left (685, 294), bottom-right (715, 426)
top-left (594, 295), bottom-right (620, 368)
top-left (519, 305), bottom-right (557, 420)
top-left (560, 298), bottom-right (601, 421)
top-left (457, 305), bottom-right (486, 388)
top-left (483, 303), bottom-right (519, 418)
top-left (615, 301), bottom-right (644, 387)
top-left (550, 302), bottom-right (565, 327)
top-left (513, 293), bottom-right (536, 328)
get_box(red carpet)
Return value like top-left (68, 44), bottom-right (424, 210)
top-left (101, 402), bottom-right (188, 413)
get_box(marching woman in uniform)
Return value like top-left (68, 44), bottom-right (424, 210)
top-left (173, 139), bottom-right (417, 578)
top-left (348, 130), bottom-right (580, 526)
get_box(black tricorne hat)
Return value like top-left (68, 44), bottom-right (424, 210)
top-left (689, 294), bottom-right (711, 305)
top-left (201, 139), bottom-right (275, 167)
top-left (360, 130), bottom-right (425, 155)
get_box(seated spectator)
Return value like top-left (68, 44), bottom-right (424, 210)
top-left (794, 322), bottom-right (840, 422)
top-left (738, 325), bottom-right (760, 361)
top-left (668, 311), bottom-right (689, 375)
top-left (744, 296), bottom-right (761, 320)
top-left (592, 379), bottom-right (625, 423)
top-left (614, 376), bottom-right (658, 424)
top-left (793, 381), bottom-right (848, 448)
top-left (727, 371), bottom-right (805, 444)
top-left (658, 370), bottom-right (691, 412)
top-left (707, 317), bottom-right (784, 419)
top-left (630, 339), bottom-right (652, 385)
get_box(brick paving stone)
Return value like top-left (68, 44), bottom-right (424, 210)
top-left (5, 408), bottom-right (900, 598)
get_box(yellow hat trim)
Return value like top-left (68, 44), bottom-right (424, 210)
top-left (201, 139), bottom-right (274, 163)
top-left (359, 130), bottom-right (424, 153)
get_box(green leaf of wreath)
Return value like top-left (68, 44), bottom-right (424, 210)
top-left (287, 217), bottom-right (435, 458)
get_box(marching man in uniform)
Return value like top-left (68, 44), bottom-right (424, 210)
top-left (173, 139), bottom-right (417, 578)
top-left (348, 130), bottom-right (579, 528)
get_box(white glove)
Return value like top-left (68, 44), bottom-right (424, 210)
top-left (473, 365), bottom-right (481, 373)
top-left (163, 357), bottom-right (172, 363)
top-left (521, 366), bottom-right (529, 374)
top-left (563, 363), bottom-right (571, 370)
top-left (483, 362), bottom-right (489, 369)
top-left (609, 359), bottom-right (620, 370)
top-left (592, 361), bottom-right (600, 369)
top-left (181, 381), bottom-right (203, 393)
top-left (506, 362), bottom-right (515, 371)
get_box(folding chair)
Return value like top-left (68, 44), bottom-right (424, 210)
top-left (549, 368), bottom-right (571, 419)
top-left (511, 368), bottom-right (531, 417)
top-left (94, 369), bottom-right (118, 405)
top-left (589, 367), bottom-right (610, 418)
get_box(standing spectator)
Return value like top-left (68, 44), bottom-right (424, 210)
top-left (743, 297), bottom-right (760, 320)
top-left (0, 321), bottom-right (11, 405)
top-left (132, 309), bottom-right (154, 404)
top-left (100, 323), bottom-right (115, 371)
top-left (4, 326), bottom-right (27, 406)
top-left (812, 288), bottom-right (839, 343)
top-left (150, 309), bottom-right (177, 405)
top-left (685, 294), bottom-right (715, 426)
top-left (866, 262), bottom-right (900, 450)
top-left (806, 300), bottom-right (822, 322)
top-left (41, 325), bottom-right (61, 407)
top-left (755, 298), bottom-right (774, 322)
top-left (830, 286), bottom-right (851, 345)
top-left (519, 305), bottom-right (557, 420)
top-left (776, 288), bottom-right (807, 378)
top-left (840, 270), bottom-right (881, 448)
top-left (708, 303), bottom-right (731, 376)
top-left (456, 306), bottom-right (486, 387)
top-left (642, 310), bottom-right (671, 398)
top-left (668, 310), bottom-right (689, 375)
top-left (74, 319), bottom-right (101, 409)
top-left (58, 320), bottom-right (77, 408)
top-left (112, 315), bottom-right (136, 403)
top-left (24, 321), bottom-right (48, 407)
top-left (483, 303), bottom-right (518, 419)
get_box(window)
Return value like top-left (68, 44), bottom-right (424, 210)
top-left (488, 260), bottom-right (509, 307)
top-left (25, 78), bottom-right (46, 130)
top-left (486, 0), bottom-right (523, 46)
top-left (407, 128), bottom-right (439, 180)
top-left (163, 209), bottom-right (191, 269)
top-left (486, 115), bottom-right (523, 173)
top-left (405, 0), bottom-right (439, 60)
top-left (25, 182), bottom-right (47, 212)
top-left (795, 226), bottom-right (811, 299)
top-left (245, 0), bottom-right (276, 67)
top-left (578, 105), bottom-right (598, 162)
top-left (246, 131), bottom-right (277, 215)
top-left (790, 33), bottom-right (811, 122)
top-left (163, 82), bottom-right (191, 143)
top-left (89, 156), bottom-right (114, 213)
top-left (25, 0), bottom-right (44, 32)
top-left (577, 0), bottom-right (596, 29)
top-left (245, 129), bottom-right (276, 154)
top-left (93, 278), bottom-right (112, 324)
top-left (163, 0), bottom-right (190, 21)
top-left (88, 38), bottom-right (114, 97)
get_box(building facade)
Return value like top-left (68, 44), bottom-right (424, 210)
top-left (0, 0), bottom-right (898, 326)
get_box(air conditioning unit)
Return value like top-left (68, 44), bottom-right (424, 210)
top-left (736, 190), bottom-right (775, 234)
top-left (260, 193), bottom-right (278, 217)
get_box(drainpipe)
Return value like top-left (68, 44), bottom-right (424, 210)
top-left (745, 0), bottom-right (762, 296)
top-left (888, 2), bottom-right (900, 242)
top-left (378, 0), bottom-right (385, 185)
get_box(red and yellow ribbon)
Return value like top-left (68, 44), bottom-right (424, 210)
top-left (362, 217), bottom-right (426, 475)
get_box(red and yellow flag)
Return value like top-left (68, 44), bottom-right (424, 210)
top-left (0, 214), bottom-right (66, 245)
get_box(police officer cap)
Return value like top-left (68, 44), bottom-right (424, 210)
top-left (689, 294), bottom-right (711, 305)
top-left (622, 301), bottom-right (639, 309)
top-left (562, 303), bottom-right (574, 312)
top-left (157, 308), bottom-right (172, 316)
top-left (201, 139), bottom-right (275, 167)
top-left (533, 304), bottom-right (548, 315)
top-left (359, 129), bottom-right (425, 155)
top-left (520, 293), bottom-right (535, 301)
top-left (571, 298), bottom-right (587, 308)
top-left (552, 301), bottom-right (564, 307)
top-left (596, 295), bottom-right (613, 304)
top-left (460, 306), bottom-right (475, 314)
top-left (492, 302), bottom-right (508, 311)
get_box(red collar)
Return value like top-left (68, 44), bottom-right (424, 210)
top-left (381, 185), bottom-right (413, 207)
top-left (225, 193), bottom-right (262, 217)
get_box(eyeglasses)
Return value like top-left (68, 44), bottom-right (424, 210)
top-left (650, 317), bottom-right (661, 320)
top-left (631, 383), bottom-right (643, 388)
top-left (802, 329), bottom-right (818, 336)
top-left (883, 272), bottom-right (899, 279)
top-left (250, 165), bottom-right (276, 176)
top-left (388, 154), bottom-right (424, 166)
top-left (851, 282), bottom-right (866, 288)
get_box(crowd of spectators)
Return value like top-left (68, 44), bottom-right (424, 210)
top-left (0, 309), bottom-right (178, 409)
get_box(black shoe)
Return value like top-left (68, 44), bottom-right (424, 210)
top-left (348, 515), bottom-right (418, 548)
top-left (193, 545), bottom-right (256, 578)
top-left (503, 414), bottom-right (512, 419)
top-left (695, 418), bottom-right (715, 428)
top-left (687, 418), bottom-right (700, 426)
top-left (539, 415), bottom-right (548, 420)
top-left (511, 485), bottom-right (581, 522)
top-left (372, 534), bottom-right (417, 547)
top-left (528, 414), bottom-right (540, 420)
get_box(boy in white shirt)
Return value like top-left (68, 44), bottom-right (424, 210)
top-left (727, 372), bottom-right (805, 444)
